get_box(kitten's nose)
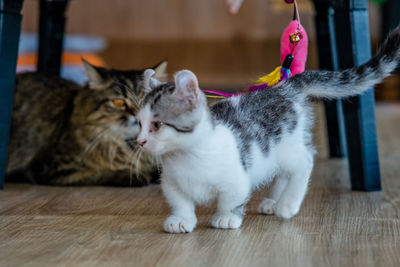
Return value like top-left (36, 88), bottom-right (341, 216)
top-left (138, 139), bottom-right (147, 146)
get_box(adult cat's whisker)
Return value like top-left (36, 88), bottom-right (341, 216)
top-left (84, 129), bottom-right (109, 151)
top-left (134, 149), bottom-right (145, 184)
top-left (136, 151), bottom-right (143, 180)
top-left (81, 128), bottom-right (111, 163)
top-left (115, 81), bottom-right (140, 105)
top-left (115, 80), bottom-right (132, 93)
top-left (129, 147), bottom-right (143, 186)
top-left (107, 145), bottom-right (117, 165)
top-left (128, 149), bottom-right (137, 187)
top-left (155, 154), bottom-right (162, 173)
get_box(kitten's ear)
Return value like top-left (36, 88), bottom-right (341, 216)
top-left (143, 69), bottom-right (162, 93)
top-left (153, 60), bottom-right (168, 81)
top-left (82, 58), bottom-right (107, 90)
top-left (174, 70), bottom-right (199, 110)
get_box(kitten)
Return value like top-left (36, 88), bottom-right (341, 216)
top-left (137, 28), bottom-right (400, 233)
top-left (6, 60), bottom-right (167, 186)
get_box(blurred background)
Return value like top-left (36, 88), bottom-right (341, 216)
top-left (19, 0), bottom-right (399, 100)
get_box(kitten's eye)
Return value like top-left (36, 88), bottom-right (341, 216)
top-left (112, 99), bottom-right (125, 108)
top-left (151, 121), bottom-right (164, 132)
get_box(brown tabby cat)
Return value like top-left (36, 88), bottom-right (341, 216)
top-left (6, 60), bottom-right (167, 186)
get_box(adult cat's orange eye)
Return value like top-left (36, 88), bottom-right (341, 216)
top-left (112, 99), bottom-right (125, 108)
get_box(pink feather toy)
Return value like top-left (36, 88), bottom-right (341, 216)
top-left (203, 0), bottom-right (308, 98)
top-left (281, 20), bottom-right (308, 76)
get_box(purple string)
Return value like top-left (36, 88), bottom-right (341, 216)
top-left (203, 68), bottom-right (292, 98)
top-left (201, 90), bottom-right (236, 97)
top-left (247, 83), bottom-right (270, 92)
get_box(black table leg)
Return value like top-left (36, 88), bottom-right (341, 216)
top-left (333, 0), bottom-right (381, 191)
top-left (313, 1), bottom-right (347, 158)
top-left (0, 0), bottom-right (24, 189)
top-left (37, 0), bottom-right (69, 76)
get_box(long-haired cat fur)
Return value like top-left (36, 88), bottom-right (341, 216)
top-left (6, 60), bottom-right (166, 186)
top-left (136, 28), bottom-right (400, 233)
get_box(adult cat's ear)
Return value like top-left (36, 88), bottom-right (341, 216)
top-left (153, 60), bottom-right (168, 81)
top-left (174, 70), bottom-right (199, 110)
top-left (82, 58), bottom-right (108, 90)
top-left (143, 69), bottom-right (163, 93)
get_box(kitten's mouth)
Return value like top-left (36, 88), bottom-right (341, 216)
top-left (125, 138), bottom-right (137, 151)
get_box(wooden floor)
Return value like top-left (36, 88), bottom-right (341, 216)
top-left (1, 103), bottom-right (400, 267)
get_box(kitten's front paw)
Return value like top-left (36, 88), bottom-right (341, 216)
top-left (258, 198), bottom-right (276, 215)
top-left (274, 201), bottom-right (300, 220)
top-left (211, 213), bottom-right (242, 229)
top-left (163, 215), bottom-right (197, 233)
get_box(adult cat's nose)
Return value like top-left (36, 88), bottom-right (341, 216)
top-left (138, 139), bottom-right (147, 146)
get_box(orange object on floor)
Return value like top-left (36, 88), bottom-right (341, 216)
top-left (17, 52), bottom-right (106, 70)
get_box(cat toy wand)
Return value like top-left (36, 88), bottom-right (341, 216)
top-left (203, 0), bottom-right (308, 98)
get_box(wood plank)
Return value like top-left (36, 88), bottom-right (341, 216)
top-left (21, 0), bottom-right (316, 41)
top-left (99, 39), bottom-right (319, 89)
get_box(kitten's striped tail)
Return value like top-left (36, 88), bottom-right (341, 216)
top-left (283, 26), bottom-right (400, 99)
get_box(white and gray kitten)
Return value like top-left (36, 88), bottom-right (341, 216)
top-left (137, 28), bottom-right (400, 233)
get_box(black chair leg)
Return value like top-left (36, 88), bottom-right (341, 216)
top-left (37, 0), bottom-right (69, 76)
top-left (333, 0), bottom-right (381, 191)
top-left (322, 100), bottom-right (347, 158)
top-left (382, 0), bottom-right (400, 73)
top-left (313, 1), bottom-right (347, 158)
top-left (0, 0), bottom-right (24, 189)
top-left (382, 0), bottom-right (400, 39)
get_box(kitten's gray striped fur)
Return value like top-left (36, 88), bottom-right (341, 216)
top-left (211, 26), bottom-right (400, 171)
